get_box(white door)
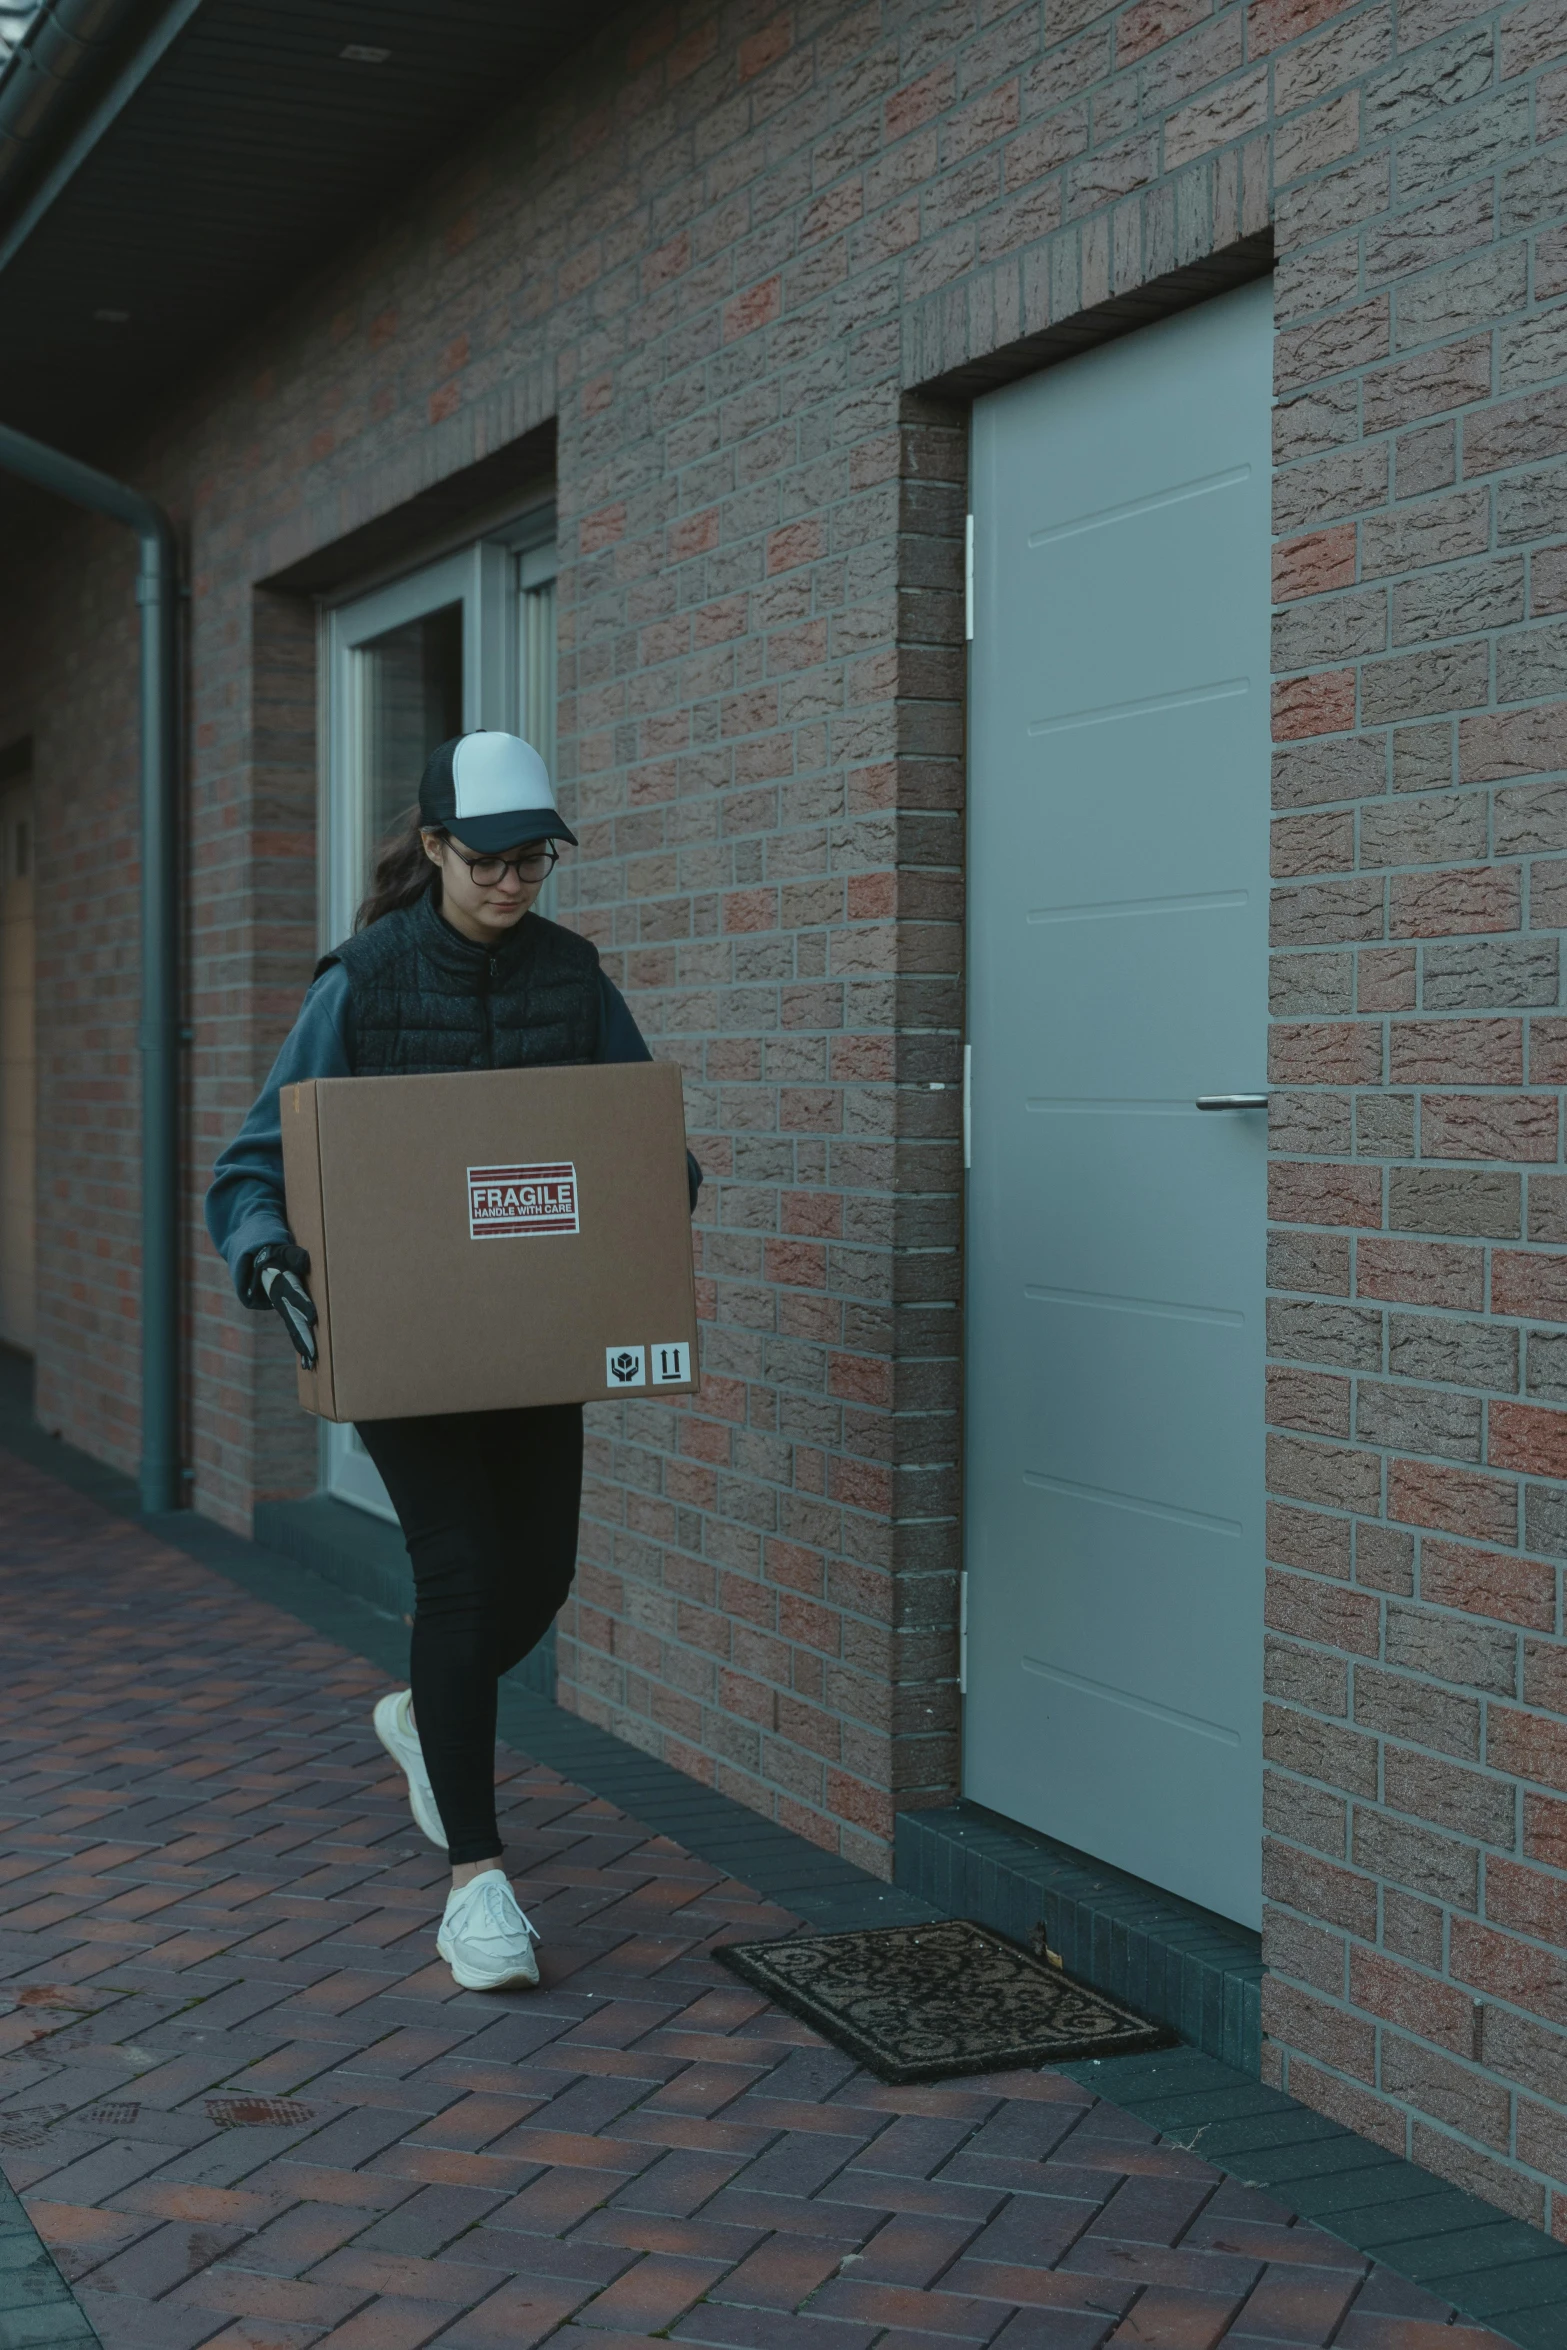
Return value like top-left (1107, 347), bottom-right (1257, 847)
top-left (0, 781), bottom-right (34, 1353)
top-left (321, 527), bottom-right (558, 1515)
top-left (964, 282), bottom-right (1273, 1929)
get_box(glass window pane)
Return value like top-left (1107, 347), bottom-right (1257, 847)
top-left (357, 601), bottom-right (463, 865)
top-left (519, 577), bottom-right (556, 780)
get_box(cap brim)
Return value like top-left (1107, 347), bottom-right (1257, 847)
top-left (445, 808), bottom-right (578, 852)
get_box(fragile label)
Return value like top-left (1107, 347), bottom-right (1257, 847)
top-left (468, 1161), bottom-right (579, 1239)
top-left (606, 1346), bottom-right (645, 1387)
top-left (651, 1343), bottom-right (691, 1384)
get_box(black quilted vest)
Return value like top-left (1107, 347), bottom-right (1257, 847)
top-left (319, 889), bottom-right (601, 1076)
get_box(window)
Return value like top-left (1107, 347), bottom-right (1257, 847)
top-left (360, 600), bottom-right (464, 855)
top-left (320, 513), bottom-right (557, 1518)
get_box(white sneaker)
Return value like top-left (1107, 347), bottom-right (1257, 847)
top-left (372, 1690), bottom-right (446, 1849)
top-left (437, 1871), bottom-right (541, 1991)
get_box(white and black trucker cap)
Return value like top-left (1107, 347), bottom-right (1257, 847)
top-left (418, 731), bottom-right (578, 853)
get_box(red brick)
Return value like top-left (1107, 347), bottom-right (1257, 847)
top-left (1485, 1858), bottom-right (1567, 1945)
top-left (1451, 1921), bottom-right (1567, 2023)
top-left (827, 1353), bottom-right (892, 1406)
top-left (1273, 671), bottom-right (1357, 739)
top-left (1421, 1094), bottom-right (1558, 1162)
top-left (1501, 0), bottom-right (1567, 74)
top-left (571, 2255), bottom-right (727, 2333)
top-left (1264, 1841), bottom-right (1377, 1938)
top-left (668, 20), bottom-right (718, 80)
top-left (1356, 1240), bottom-right (1483, 1310)
top-left (1277, 299), bottom-right (1389, 394)
top-left (766, 521), bottom-right (824, 574)
top-left (1390, 868), bottom-right (1522, 938)
top-left (1358, 948), bottom-right (1418, 1013)
top-left (737, 15), bottom-right (791, 81)
top-left (1268, 1365), bottom-right (1351, 1437)
top-left (113, 2183), bottom-right (280, 2226)
top-left (1422, 1539), bottom-right (1555, 1630)
top-left (1393, 1023), bottom-right (1523, 1089)
top-left (1269, 1161), bottom-right (1383, 1228)
top-left (1274, 525), bottom-right (1357, 601)
top-left (1492, 1251), bottom-right (1567, 1322)
top-left (1459, 702), bottom-right (1567, 783)
top-left (1232, 2266), bottom-right (1362, 2340)
top-left (1248, 0), bottom-right (1356, 55)
top-left (1533, 1020), bottom-right (1567, 1084)
top-left (803, 183), bottom-right (865, 246)
top-left (1348, 1948), bottom-right (1479, 2056)
top-left (1267, 1432), bottom-right (1382, 1512)
top-left (1388, 1460), bottom-right (1518, 1545)
top-left (1276, 2056), bottom-right (1409, 2154)
top-left (724, 279), bottom-right (782, 342)
top-left (643, 234), bottom-right (691, 295)
top-left (1524, 1640), bottom-right (1567, 1713)
top-left (722, 889), bottom-right (778, 934)
top-left (1524, 1792), bottom-right (1567, 1868)
top-left (708, 2234), bottom-right (857, 2309)
top-left (1262, 1978), bottom-right (1376, 2080)
top-left (1268, 1023), bottom-right (1381, 1083)
top-left (1464, 384), bottom-right (1567, 477)
top-left (1266, 1567), bottom-right (1378, 1654)
top-left (1117, 0), bottom-right (1212, 63)
top-left (1490, 1400), bottom-right (1567, 1477)
top-left (669, 508), bottom-right (720, 559)
top-left (311, 2297), bottom-right (458, 2347)
top-left (886, 65), bottom-right (954, 140)
top-left (1272, 808), bottom-right (1355, 876)
top-left (580, 502), bottom-right (627, 553)
top-left (1488, 1705), bottom-right (1567, 1795)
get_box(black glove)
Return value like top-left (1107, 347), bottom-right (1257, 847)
top-left (249, 1242), bottom-right (318, 1370)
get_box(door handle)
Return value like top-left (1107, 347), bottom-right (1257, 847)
top-left (1195, 1094), bottom-right (1268, 1110)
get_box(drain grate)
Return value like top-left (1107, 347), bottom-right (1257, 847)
top-left (204, 2096), bottom-right (314, 2128)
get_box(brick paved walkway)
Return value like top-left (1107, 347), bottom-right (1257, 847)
top-left (0, 1452), bottom-right (1507, 2350)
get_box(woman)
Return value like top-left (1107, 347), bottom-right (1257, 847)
top-left (206, 730), bottom-right (699, 1995)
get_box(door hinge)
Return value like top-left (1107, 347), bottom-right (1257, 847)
top-left (959, 1571), bottom-right (969, 1697)
top-left (964, 513), bottom-right (974, 642)
top-left (962, 1043), bottom-right (972, 1170)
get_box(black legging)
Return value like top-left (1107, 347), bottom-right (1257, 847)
top-left (354, 1404), bottom-right (582, 1864)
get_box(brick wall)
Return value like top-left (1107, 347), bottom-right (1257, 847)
top-left (556, 381), bottom-right (969, 1863)
top-left (0, 499), bottom-right (148, 1471)
top-left (0, 0), bottom-right (1564, 2208)
top-left (1257, 0), bottom-right (1567, 2231)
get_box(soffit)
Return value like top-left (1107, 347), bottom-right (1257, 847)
top-left (0, 0), bottom-right (620, 457)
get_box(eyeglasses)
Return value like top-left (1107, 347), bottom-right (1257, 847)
top-left (446, 841), bottom-right (560, 887)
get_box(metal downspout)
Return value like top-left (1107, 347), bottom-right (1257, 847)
top-left (0, 421), bottom-right (180, 1512)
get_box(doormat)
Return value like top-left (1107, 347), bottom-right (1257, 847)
top-left (714, 1917), bottom-right (1173, 2084)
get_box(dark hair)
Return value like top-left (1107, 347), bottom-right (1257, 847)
top-left (355, 804), bottom-right (443, 931)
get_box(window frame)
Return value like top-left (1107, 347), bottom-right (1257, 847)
top-left (314, 509), bottom-right (558, 1519)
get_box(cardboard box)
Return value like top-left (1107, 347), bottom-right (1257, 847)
top-left (280, 1061), bottom-right (700, 1422)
